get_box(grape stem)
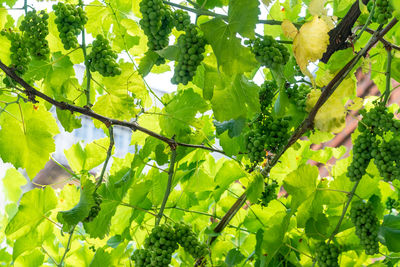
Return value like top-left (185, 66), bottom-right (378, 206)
top-left (327, 179), bottom-right (360, 243)
top-left (58, 226), bottom-right (75, 267)
top-left (95, 126), bottom-right (114, 189)
top-left (23, 0), bottom-right (27, 15)
top-left (155, 148), bottom-right (177, 226)
top-left (382, 46), bottom-right (392, 105)
top-left (79, 0), bottom-right (92, 108)
top-left (162, 1), bottom-right (301, 27)
top-left (353, 0), bottom-right (375, 42)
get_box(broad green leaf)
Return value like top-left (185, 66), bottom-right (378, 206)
top-left (2, 168), bottom-right (27, 203)
top-left (305, 213), bottom-right (329, 240)
top-left (211, 75), bottom-right (260, 121)
top-left (228, 0), bottom-right (259, 38)
top-left (225, 248), bottom-right (245, 266)
top-left (0, 102), bottom-right (59, 178)
top-left (90, 248), bottom-right (112, 267)
top-left (200, 18), bottom-right (257, 75)
top-left (56, 108), bottom-right (82, 133)
top-left (57, 177), bottom-right (96, 232)
top-left (214, 160), bottom-right (247, 200)
top-left (85, 1), bottom-right (113, 36)
top-left (14, 249), bottom-right (44, 267)
top-left (5, 187), bottom-right (57, 240)
top-left (159, 88), bottom-right (208, 140)
top-left (65, 137), bottom-right (112, 173)
top-left (379, 215), bottom-right (400, 252)
top-left (214, 117), bottom-right (246, 138)
top-left (246, 173), bottom-right (264, 204)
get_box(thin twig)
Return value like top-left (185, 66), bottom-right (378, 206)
top-left (383, 46), bottom-right (392, 105)
top-left (58, 226), bottom-right (75, 267)
top-left (155, 148), bottom-right (177, 226)
top-left (95, 126), bottom-right (114, 189)
top-left (79, 0), bottom-right (92, 107)
top-left (41, 246), bottom-right (59, 266)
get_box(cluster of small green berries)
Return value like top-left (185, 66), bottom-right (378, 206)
top-left (259, 180), bottom-right (279, 207)
top-left (259, 81), bottom-right (277, 113)
top-left (173, 10), bottom-right (191, 31)
top-left (386, 197), bottom-right (399, 211)
top-left (358, 106), bottom-right (400, 135)
top-left (139, 0), bottom-right (174, 52)
top-left (53, 3), bottom-right (88, 50)
top-left (87, 35), bottom-right (121, 77)
top-left (372, 138), bottom-right (400, 181)
top-left (245, 35), bottom-right (290, 69)
top-left (1, 31), bottom-right (31, 86)
top-left (245, 115), bottom-right (291, 163)
top-left (84, 193), bottom-right (102, 222)
top-left (350, 202), bottom-right (379, 255)
top-left (132, 224), bottom-right (179, 266)
top-left (171, 24), bottom-right (206, 85)
top-left (368, 0), bottom-right (394, 25)
top-left (315, 242), bottom-right (340, 267)
top-left (286, 83), bottom-right (311, 111)
top-left (19, 10), bottom-right (50, 60)
top-left (346, 131), bottom-right (376, 181)
top-left (174, 223), bottom-right (208, 259)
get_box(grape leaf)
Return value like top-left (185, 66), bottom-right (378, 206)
top-left (228, 0), bottom-right (259, 38)
top-left (200, 18), bottom-right (257, 75)
top-left (225, 248), bottom-right (245, 266)
top-left (13, 249), bottom-right (44, 267)
top-left (246, 173), bottom-right (265, 204)
top-left (379, 215), bottom-right (400, 252)
top-left (214, 117), bottom-right (246, 138)
top-left (89, 248), bottom-right (112, 267)
top-left (2, 168), bottom-right (27, 203)
top-left (0, 102), bottom-right (59, 178)
top-left (5, 187), bottom-right (57, 240)
top-left (57, 177), bottom-right (96, 232)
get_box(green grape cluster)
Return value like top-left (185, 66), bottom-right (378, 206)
top-left (246, 35), bottom-right (290, 68)
top-left (139, 0), bottom-right (174, 52)
top-left (346, 131), bottom-right (376, 181)
top-left (173, 10), bottom-right (191, 31)
top-left (245, 125), bottom-right (267, 164)
top-left (87, 35), bottom-right (121, 77)
top-left (368, 0), bottom-right (394, 25)
top-left (358, 106), bottom-right (400, 134)
top-left (259, 180), bottom-right (278, 207)
top-left (1, 31), bottom-right (31, 86)
top-left (53, 2), bottom-right (88, 50)
top-left (84, 193), bottom-right (102, 222)
top-left (174, 223), bottom-right (208, 259)
top-left (372, 139), bottom-right (400, 181)
top-left (286, 83), bottom-right (311, 111)
top-left (259, 81), bottom-right (277, 112)
top-left (350, 202), bottom-right (379, 255)
top-left (132, 224), bottom-right (179, 266)
top-left (19, 10), bottom-right (50, 60)
top-left (315, 242), bottom-right (340, 267)
top-left (171, 24), bottom-right (206, 85)
top-left (386, 197), bottom-right (398, 211)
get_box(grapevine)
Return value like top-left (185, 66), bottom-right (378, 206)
top-left (246, 35), bottom-right (290, 69)
top-left (171, 24), bottom-right (206, 85)
top-left (19, 10), bottom-right (50, 60)
top-left (53, 2), bottom-right (88, 50)
top-left (350, 202), bottom-right (380, 255)
top-left (174, 222), bottom-right (208, 259)
top-left (368, 0), bottom-right (394, 25)
top-left (87, 34), bottom-right (121, 77)
top-left (315, 242), bottom-right (340, 267)
top-left (372, 138), bottom-right (400, 182)
top-left (386, 197), bottom-right (398, 212)
top-left (259, 81), bottom-right (277, 113)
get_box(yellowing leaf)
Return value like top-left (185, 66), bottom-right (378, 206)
top-left (281, 20), bottom-right (298, 39)
top-left (306, 89), bottom-right (321, 112)
top-left (293, 16), bottom-right (330, 79)
top-left (347, 97), bottom-right (363, 111)
top-left (308, 0), bottom-right (327, 16)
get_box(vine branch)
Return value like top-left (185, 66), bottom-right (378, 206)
top-left (156, 148), bottom-right (177, 226)
top-left (79, 0), bottom-right (92, 107)
top-left (383, 46), bottom-right (393, 105)
top-left (0, 59), bottom-right (225, 155)
top-left (95, 126), bottom-right (114, 189)
top-left (58, 226), bottom-right (75, 267)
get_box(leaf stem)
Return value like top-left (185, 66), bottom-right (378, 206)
top-left (41, 246), bottom-right (59, 266)
top-left (79, 0), bottom-right (91, 107)
top-left (354, 1), bottom-right (375, 42)
top-left (23, 0), bottom-right (28, 15)
top-left (58, 226), bottom-right (75, 267)
top-left (327, 179), bottom-right (360, 243)
top-left (162, 0), bottom-right (296, 26)
top-left (156, 148), bottom-right (177, 226)
top-left (382, 46), bottom-right (392, 105)
top-left (95, 126), bottom-right (114, 189)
